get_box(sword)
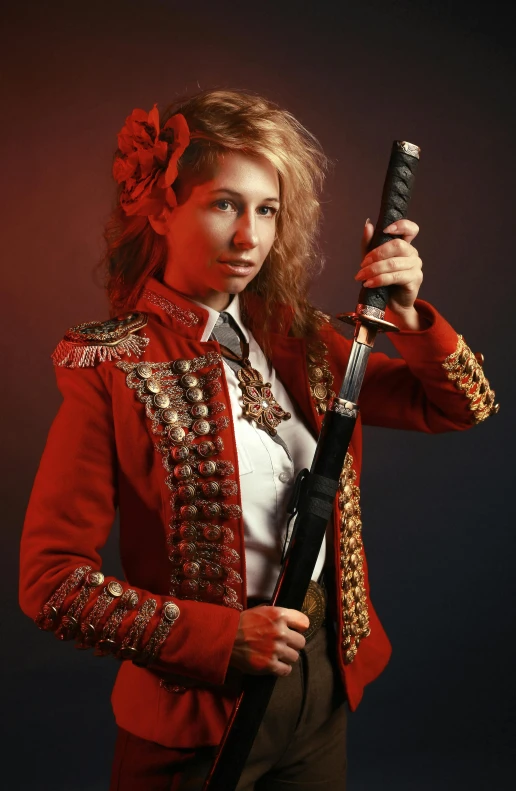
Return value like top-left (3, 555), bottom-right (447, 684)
top-left (202, 140), bottom-right (421, 791)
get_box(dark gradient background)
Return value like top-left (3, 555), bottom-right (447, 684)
top-left (2, 1), bottom-right (514, 789)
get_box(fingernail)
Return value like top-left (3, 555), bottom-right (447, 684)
top-left (365, 217), bottom-right (371, 226)
top-left (364, 279), bottom-right (374, 287)
top-left (384, 224), bottom-right (397, 233)
top-left (355, 272), bottom-right (365, 280)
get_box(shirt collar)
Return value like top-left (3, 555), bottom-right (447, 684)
top-left (192, 294), bottom-right (250, 343)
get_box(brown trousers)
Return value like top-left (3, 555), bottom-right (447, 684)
top-left (109, 624), bottom-right (347, 791)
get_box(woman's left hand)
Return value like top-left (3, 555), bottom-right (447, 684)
top-left (355, 218), bottom-right (424, 330)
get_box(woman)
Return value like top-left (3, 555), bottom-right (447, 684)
top-left (19, 90), bottom-right (498, 790)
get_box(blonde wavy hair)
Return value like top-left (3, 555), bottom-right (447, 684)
top-left (102, 89), bottom-right (329, 338)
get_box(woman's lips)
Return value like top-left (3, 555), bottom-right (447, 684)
top-left (218, 259), bottom-right (255, 276)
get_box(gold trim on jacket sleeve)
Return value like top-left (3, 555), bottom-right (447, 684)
top-left (442, 335), bottom-right (499, 422)
top-left (35, 565), bottom-right (92, 631)
top-left (119, 598), bottom-right (157, 660)
top-left (136, 601), bottom-right (181, 666)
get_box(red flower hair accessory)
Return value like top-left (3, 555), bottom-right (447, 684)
top-left (113, 104), bottom-right (190, 217)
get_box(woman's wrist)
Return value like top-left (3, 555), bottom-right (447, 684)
top-left (388, 304), bottom-right (430, 331)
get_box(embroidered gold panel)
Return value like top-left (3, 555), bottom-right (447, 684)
top-left (338, 454), bottom-right (370, 664)
top-left (306, 340), bottom-right (336, 415)
top-left (442, 335), bottom-right (499, 423)
top-left (117, 353), bottom-right (243, 611)
top-left (306, 341), bottom-right (369, 665)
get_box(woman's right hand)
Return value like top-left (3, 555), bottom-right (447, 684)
top-left (229, 605), bottom-right (309, 677)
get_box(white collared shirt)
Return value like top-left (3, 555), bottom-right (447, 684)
top-left (195, 295), bottom-right (325, 598)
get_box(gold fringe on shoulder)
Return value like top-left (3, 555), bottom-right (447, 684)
top-left (52, 334), bottom-right (149, 368)
top-left (51, 312), bottom-right (149, 368)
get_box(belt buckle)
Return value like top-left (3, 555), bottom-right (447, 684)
top-left (302, 580), bottom-right (326, 642)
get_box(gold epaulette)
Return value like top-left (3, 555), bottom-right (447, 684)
top-left (51, 311), bottom-right (149, 368)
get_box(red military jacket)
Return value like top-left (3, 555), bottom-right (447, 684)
top-left (19, 276), bottom-right (497, 748)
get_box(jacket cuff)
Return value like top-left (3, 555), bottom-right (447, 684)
top-left (385, 299), bottom-right (460, 363)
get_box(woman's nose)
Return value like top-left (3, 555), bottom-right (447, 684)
top-left (233, 212), bottom-right (259, 249)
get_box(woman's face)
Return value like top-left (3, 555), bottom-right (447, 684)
top-left (161, 151), bottom-right (280, 311)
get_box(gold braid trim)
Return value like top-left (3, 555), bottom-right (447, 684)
top-left (95, 588), bottom-right (139, 656)
top-left (54, 571), bottom-right (105, 640)
top-left (76, 580), bottom-right (125, 648)
top-left (118, 598), bottom-right (157, 660)
top-left (137, 601), bottom-right (181, 665)
top-left (338, 453), bottom-right (370, 664)
top-left (306, 341), bottom-right (336, 414)
top-left (442, 335), bottom-right (499, 423)
top-left (35, 565), bottom-right (92, 631)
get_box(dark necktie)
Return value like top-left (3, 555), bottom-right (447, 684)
top-left (210, 312), bottom-right (245, 374)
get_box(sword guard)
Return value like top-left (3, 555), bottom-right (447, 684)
top-left (335, 312), bottom-right (400, 333)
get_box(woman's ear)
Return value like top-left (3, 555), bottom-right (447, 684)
top-left (148, 207), bottom-right (173, 236)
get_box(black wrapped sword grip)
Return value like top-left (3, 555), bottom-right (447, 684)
top-left (359, 141), bottom-right (420, 313)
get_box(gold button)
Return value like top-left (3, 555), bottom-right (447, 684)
top-left (179, 505), bottom-right (198, 520)
top-left (207, 583), bottom-right (225, 598)
top-left (180, 579), bottom-right (198, 596)
top-left (136, 363), bottom-right (153, 379)
top-left (180, 522), bottom-right (198, 539)
top-left (199, 460), bottom-right (216, 477)
top-left (163, 602), bottom-right (180, 622)
top-left (120, 645), bottom-right (140, 660)
top-left (107, 581), bottom-right (124, 597)
top-left (192, 419), bottom-right (210, 436)
top-left (87, 571), bottom-right (105, 587)
top-left (178, 484), bottom-right (196, 501)
top-left (61, 615), bottom-right (78, 632)
top-left (179, 541), bottom-right (197, 558)
top-left (169, 427), bottom-right (186, 444)
top-left (181, 374), bottom-right (199, 388)
top-left (173, 359), bottom-right (191, 374)
top-left (95, 637), bottom-right (117, 653)
top-left (201, 481), bottom-right (220, 497)
top-left (162, 409), bottom-right (179, 424)
top-left (196, 441), bottom-right (215, 458)
top-left (203, 524), bottom-right (222, 541)
top-left (172, 445), bottom-right (190, 461)
top-left (204, 562), bottom-right (223, 579)
top-left (309, 366), bottom-right (324, 381)
top-left (146, 378), bottom-right (161, 394)
top-left (203, 503), bottom-right (221, 519)
top-left (313, 384), bottom-right (327, 400)
top-left (190, 403), bottom-right (209, 418)
top-left (474, 352), bottom-right (485, 366)
top-left (154, 393), bottom-right (170, 409)
top-left (186, 387), bottom-right (204, 403)
top-left (183, 561), bottom-right (201, 578)
top-left (127, 592), bottom-right (139, 608)
top-left (174, 463), bottom-right (192, 480)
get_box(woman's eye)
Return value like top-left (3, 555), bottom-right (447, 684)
top-left (258, 206), bottom-right (278, 217)
top-left (215, 199), bottom-right (234, 211)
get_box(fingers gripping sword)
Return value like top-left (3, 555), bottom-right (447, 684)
top-left (202, 141), bottom-right (421, 791)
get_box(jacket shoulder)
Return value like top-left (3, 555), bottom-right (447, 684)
top-left (51, 311), bottom-right (149, 369)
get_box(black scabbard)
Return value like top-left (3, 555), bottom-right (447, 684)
top-left (202, 140), bottom-right (420, 791)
